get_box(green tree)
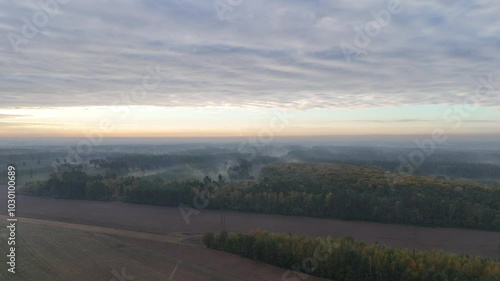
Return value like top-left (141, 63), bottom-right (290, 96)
top-left (85, 181), bottom-right (111, 201)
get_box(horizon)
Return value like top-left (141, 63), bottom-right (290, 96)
top-left (1, 134), bottom-right (499, 149)
top-left (1, 0), bottom-right (499, 138)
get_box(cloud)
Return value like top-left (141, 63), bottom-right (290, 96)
top-left (355, 119), bottom-right (431, 123)
top-left (461, 120), bottom-right (499, 123)
top-left (0, 0), bottom-right (499, 110)
top-left (0, 114), bottom-right (28, 119)
top-left (338, 119), bottom-right (499, 123)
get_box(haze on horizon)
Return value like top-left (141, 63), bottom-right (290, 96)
top-left (1, 0), bottom-right (499, 138)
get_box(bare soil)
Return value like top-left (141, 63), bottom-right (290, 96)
top-left (1, 187), bottom-right (499, 259)
top-left (0, 217), bottom-right (329, 281)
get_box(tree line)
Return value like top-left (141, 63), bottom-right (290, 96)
top-left (22, 171), bottom-right (113, 201)
top-left (203, 231), bottom-right (500, 281)
top-left (21, 162), bottom-right (500, 231)
top-left (285, 147), bottom-right (500, 181)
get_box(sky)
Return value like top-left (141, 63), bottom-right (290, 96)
top-left (0, 0), bottom-right (499, 138)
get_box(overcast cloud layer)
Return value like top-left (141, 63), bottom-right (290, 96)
top-left (1, 0), bottom-right (499, 109)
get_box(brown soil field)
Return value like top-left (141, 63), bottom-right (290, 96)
top-left (1, 186), bottom-right (499, 259)
top-left (0, 217), bottom-right (326, 281)
top-left (0, 218), bottom-right (329, 281)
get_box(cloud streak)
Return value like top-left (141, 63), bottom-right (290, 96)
top-left (344, 119), bottom-right (499, 123)
top-left (0, 113), bottom-right (29, 119)
top-left (0, 0), bottom-right (499, 110)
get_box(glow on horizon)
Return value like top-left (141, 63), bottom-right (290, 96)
top-left (1, 105), bottom-right (499, 138)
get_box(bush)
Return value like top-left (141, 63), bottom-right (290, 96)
top-left (201, 232), bottom-right (215, 248)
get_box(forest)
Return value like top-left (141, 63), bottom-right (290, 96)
top-left (21, 162), bottom-right (500, 231)
top-left (284, 146), bottom-right (500, 186)
top-left (4, 144), bottom-right (500, 187)
top-left (202, 230), bottom-right (500, 281)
